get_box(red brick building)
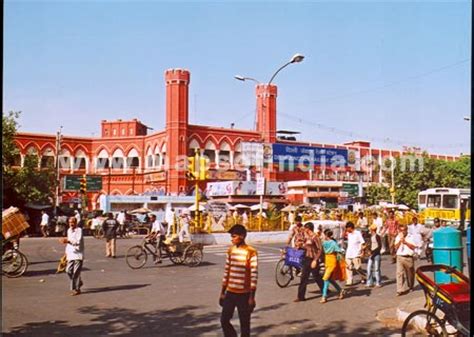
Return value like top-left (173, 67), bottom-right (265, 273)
top-left (13, 68), bottom-right (458, 209)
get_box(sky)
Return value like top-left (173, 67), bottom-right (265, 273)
top-left (4, 1), bottom-right (471, 155)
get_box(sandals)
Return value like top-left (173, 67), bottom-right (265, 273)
top-left (319, 297), bottom-right (327, 303)
top-left (339, 290), bottom-right (345, 299)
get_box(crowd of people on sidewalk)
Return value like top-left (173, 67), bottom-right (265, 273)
top-left (285, 209), bottom-right (446, 299)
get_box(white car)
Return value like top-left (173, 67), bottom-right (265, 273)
top-left (302, 220), bottom-right (346, 242)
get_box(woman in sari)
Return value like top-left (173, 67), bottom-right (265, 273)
top-left (321, 229), bottom-right (346, 303)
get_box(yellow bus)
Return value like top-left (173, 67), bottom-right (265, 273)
top-left (418, 188), bottom-right (470, 230)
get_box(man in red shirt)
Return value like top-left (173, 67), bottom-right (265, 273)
top-left (385, 210), bottom-right (399, 263)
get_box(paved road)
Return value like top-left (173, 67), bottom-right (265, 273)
top-left (3, 236), bottom-right (453, 336)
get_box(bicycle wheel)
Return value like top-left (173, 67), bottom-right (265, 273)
top-left (401, 310), bottom-right (448, 337)
top-left (2, 250), bottom-right (23, 276)
top-left (184, 245), bottom-right (203, 267)
top-left (125, 246), bottom-right (148, 269)
top-left (275, 259), bottom-right (294, 288)
top-left (7, 251), bottom-right (29, 278)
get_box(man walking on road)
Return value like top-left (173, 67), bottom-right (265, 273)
top-left (40, 210), bottom-right (49, 237)
top-left (345, 222), bottom-right (367, 285)
top-left (59, 217), bottom-right (84, 296)
top-left (385, 210), bottom-right (399, 263)
top-left (294, 222), bottom-right (324, 302)
top-left (395, 224), bottom-right (421, 296)
top-left (103, 212), bottom-right (118, 258)
top-left (220, 224), bottom-right (258, 337)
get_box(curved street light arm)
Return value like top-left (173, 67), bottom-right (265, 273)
top-left (268, 61), bottom-right (292, 85)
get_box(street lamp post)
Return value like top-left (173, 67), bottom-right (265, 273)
top-left (54, 126), bottom-right (63, 216)
top-left (234, 53), bottom-right (305, 85)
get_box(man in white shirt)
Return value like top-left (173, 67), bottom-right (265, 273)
top-left (178, 212), bottom-right (191, 243)
top-left (40, 210), bottom-right (50, 237)
top-left (165, 208), bottom-right (176, 237)
top-left (395, 224), bottom-right (421, 296)
top-left (356, 212), bottom-right (368, 230)
top-left (146, 214), bottom-right (166, 264)
top-left (74, 210), bottom-right (81, 227)
top-left (59, 217), bottom-right (84, 296)
top-left (344, 222), bottom-right (367, 285)
top-left (407, 216), bottom-right (425, 257)
top-left (408, 216), bottom-right (424, 236)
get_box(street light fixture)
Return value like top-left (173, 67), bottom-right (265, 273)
top-left (268, 53), bottom-right (305, 84)
top-left (463, 116), bottom-right (470, 121)
top-left (234, 53), bottom-right (305, 85)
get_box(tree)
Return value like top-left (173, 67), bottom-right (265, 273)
top-left (366, 184), bottom-right (391, 206)
top-left (383, 153), bottom-right (471, 209)
top-left (2, 111), bottom-right (56, 208)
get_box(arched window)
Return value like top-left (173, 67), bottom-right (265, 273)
top-left (219, 141), bottom-right (231, 166)
top-left (96, 149), bottom-right (110, 169)
top-left (160, 143), bottom-right (167, 167)
top-left (74, 150), bottom-right (87, 170)
top-left (111, 149), bottom-right (125, 169)
top-left (59, 149), bottom-right (72, 169)
top-left (204, 141), bottom-right (216, 163)
top-left (40, 147), bottom-right (55, 168)
top-left (127, 148), bottom-right (140, 168)
top-left (188, 138), bottom-right (201, 156)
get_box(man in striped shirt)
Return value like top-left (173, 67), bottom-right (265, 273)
top-left (220, 224), bottom-right (258, 337)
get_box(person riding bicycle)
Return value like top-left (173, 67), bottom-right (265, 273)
top-left (146, 214), bottom-right (166, 264)
top-left (287, 216), bottom-right (305, 249)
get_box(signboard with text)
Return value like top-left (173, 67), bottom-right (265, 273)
top-left (63, 175), bottom-right (103, 191)
top-left (272, 144), bottom-right (348, 167)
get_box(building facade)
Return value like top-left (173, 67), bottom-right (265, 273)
top-left (13, 68), bottom-right (459, 210)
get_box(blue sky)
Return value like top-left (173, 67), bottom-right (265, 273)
top-left (4, 1), bottom-right (471, 155)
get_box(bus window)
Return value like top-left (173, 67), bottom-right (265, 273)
top-left (442, 195), bottom-right (458, 209)
top-left (427, 195), bottom-right (441, 208)
top-left (418, 195), bottom-right (427, 205)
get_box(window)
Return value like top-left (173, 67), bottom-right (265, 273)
top-left (113, 129), bottom-right (117, 136)
top-left (442, 195), bottom-right (458, 209)
top-left (40, 156), bottom-right (55, 168)
top-left (427, 195), bottom-right (441, 208)
top-left (128, 157), bottom-right (139, 168)
top-left (76, 157), bottom-right (86, 170)
top-left (130, 128), bottom-right (133, 135)
top-left (96, 158), bottom-right (109, 169)
top-left (111, 157), bottom-right (124, 169)
top-left (147, 155), bottom-right (153, 168)
top-left (122, 128), bottom-right (126, 136)
top-left (418, 195), bottom-right (427, 205)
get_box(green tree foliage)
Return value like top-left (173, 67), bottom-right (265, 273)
top-left (366, 184), bottom-right (391, 206)
top-left (382, 153), bottom-right (471, 209)
top-left (2, 111), bottom-right (56, 208)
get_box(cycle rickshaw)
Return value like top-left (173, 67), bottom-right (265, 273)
top-left (2, 207), bottom-right (30, 278)
top-left (401, 264), bottom-right (470, 337)
top-left (126, 235), bottom-right (203, 269)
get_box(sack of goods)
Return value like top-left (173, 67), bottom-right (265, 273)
top-left (2, 207), bottom-right (30, 239)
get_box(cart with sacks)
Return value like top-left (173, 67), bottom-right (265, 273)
top-left (2, 207), bottom-right (30, 278)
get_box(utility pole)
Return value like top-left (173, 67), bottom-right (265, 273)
top-left (54, 126), bottom-right (63, 216)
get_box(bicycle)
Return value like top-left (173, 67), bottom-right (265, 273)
top-left (2, 237), bottom-right (28, 278)
top-left (401, 264), bottom-right (470, 337)
top-left (275, 247), bottom-right (303, 288)
top-left (125, 236), bottom-right (203, 269)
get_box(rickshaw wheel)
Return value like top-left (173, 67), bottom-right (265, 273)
top-left (169, 252), bottom-right (185, 265)
top-left (125, 245), bottom-right (147, 269)
top-left (184, 245), bottom-right (203, 267)
top-left (401, 309), bottom-right (448, 337)
top-left (275, 259), bottom-right (294, 288)
top-left (2, 250), bottom-right (28, 278)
